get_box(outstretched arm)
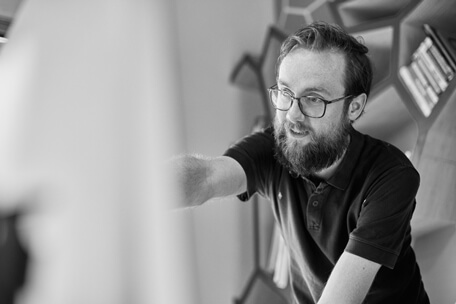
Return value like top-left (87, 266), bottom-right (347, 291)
top-left (170, 155), bottom-right (247, 209)
top-left (317, 252), bottom-right (381, 304)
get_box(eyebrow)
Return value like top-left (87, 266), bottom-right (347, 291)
top-left (277, 80), bottom-right (331, 96)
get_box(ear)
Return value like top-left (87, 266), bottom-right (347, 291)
top-left (347, 93), bottom-right (367, 121)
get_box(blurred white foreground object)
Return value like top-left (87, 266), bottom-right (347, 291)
top-left (0, 0), bottom-right (197, 304)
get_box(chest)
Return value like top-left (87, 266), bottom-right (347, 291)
top-left (269, 176), bottom-right (366, 263)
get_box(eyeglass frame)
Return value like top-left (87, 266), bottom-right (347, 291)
top-left (268, 84), bottom-right (353, 118)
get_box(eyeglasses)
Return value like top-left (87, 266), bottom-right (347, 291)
top-left (268, 84), bottom-right (352, 118)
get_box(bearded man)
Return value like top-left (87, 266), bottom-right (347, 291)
top-left (172, 21), bottom-right (429, 304)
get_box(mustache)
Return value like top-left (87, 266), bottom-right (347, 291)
top-left (283, 121), bottom-right (313, 135)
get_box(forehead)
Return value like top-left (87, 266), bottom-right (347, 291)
top-left (278, 48), bottom-right (346, 96)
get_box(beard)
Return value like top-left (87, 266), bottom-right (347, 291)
top-left (273, 114), bottom-right (352, 178)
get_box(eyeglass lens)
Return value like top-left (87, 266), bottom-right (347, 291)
top-left (270, 89), bottom-right (325, 118)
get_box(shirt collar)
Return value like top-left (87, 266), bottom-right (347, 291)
top-left (326, 127), bottom-right (364, 190)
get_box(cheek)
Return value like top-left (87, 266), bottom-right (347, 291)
top-left (309, 116), bottom-right (336, 137)
top-left (317, 113), bottom-right (346, 136)
top-left (321, 105), bottom-right (347, 128)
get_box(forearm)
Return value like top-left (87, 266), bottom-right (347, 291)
top-left (317, 252), bottom-right (380, 304)
top-left (170, 154), bottom-right (214, 209)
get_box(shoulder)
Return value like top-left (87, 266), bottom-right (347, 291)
top-left (355, 131), bottom-right (420, 191)
top-left (224, 125), bottom-right (275, 158)
top-left (222, 126), bottom-right (283, 200)
top-left (355, 130), bottom-right (416, 171)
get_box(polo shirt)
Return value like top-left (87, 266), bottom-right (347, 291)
top-left (224, 126), bottom-right (429, 304)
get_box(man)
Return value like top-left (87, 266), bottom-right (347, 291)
top-left (172, 21), bottom-right (429, 303)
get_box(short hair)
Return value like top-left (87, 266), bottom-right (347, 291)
top-left (276, 21), bottom-right (373, 99)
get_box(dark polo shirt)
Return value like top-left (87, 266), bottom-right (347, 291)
top-left (224, 126), bottom-right (429, 304)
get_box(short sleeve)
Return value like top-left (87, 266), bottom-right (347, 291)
top-left (345, 165), bottom-right (420, 269)
top-left (223, 127), bottom-right (276, 202)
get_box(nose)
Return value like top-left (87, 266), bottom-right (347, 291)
top-left (286, 98), bottom-right (305, 123)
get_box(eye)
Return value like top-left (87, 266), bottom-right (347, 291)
top-left (303, 96), bottom-right (323, 104)
top-left (280, 88), bottom-right (293, 96)
top-left (279, 89), bottom-right (294, 99)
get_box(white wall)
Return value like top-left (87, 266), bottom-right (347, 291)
top-left (174, 1), bottom-right (274, 303)
top-left (415, 229), bottom-right (456, 303)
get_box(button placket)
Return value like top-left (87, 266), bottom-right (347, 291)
top-left (302, 178), bottom-right (325, 231)
top-left (307, 184), bottom-right (328, 231)
top-left (307, 195), bottom-right (322, 230)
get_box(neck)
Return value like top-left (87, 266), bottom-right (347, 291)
top-left (313, 135), bottom-right (350, 181)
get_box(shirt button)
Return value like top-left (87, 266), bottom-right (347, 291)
top-left (312, 201), bottom-right (319, 207)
